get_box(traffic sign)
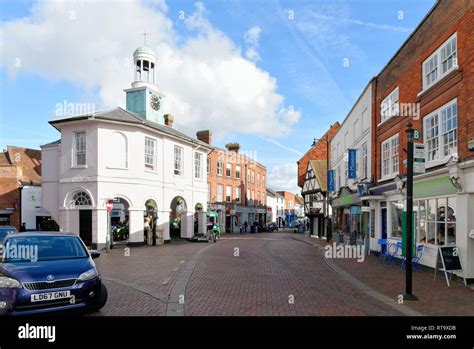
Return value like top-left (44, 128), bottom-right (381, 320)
top-left (106, 200), bottom-right (113, 212)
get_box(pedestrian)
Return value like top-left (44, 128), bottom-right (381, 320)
top-left (244, 221), bottom-right (248, 233)
top-left (20, 223), bottom-right (26, 232)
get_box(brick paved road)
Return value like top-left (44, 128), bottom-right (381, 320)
top-left (92, 232), bottom-right (425, 316)
top-left (184, 232), bottom-right (407, 316)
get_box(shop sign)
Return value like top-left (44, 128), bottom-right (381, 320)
top-left (327, 170), bottom-right (335, 192)
top-left (350, 206), bottom-right (361, 215)
top-left (413, 143), bottom-right (425, 174)
top-left (348, 149), bottom-right (357, 179)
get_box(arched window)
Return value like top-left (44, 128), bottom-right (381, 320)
top-left (108, 132), bottom-right (128, 169)
top-left (71, 191), bottom-right (92, 207)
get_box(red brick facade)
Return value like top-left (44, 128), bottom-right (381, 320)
top-left (0, 146), bottom-right (42, 229)
top-left (372, 0), bottom-right (474, 184)
top-left (206, 146), bottom-right (266, 207)
top-left (297, 123), bottom-right (340, 188)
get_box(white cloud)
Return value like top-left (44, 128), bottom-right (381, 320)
top-left (0, 1), bottom-right (299, 139)
top-left (243, 26), bottom-right (261, 62)
top-left (267, 162), bottom-right (299, 194)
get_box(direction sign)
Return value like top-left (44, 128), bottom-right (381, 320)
top-left (413, 143), bottom-right (425, 174)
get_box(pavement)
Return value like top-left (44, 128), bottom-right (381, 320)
top-left (295, 235), bottom-right (474, 316)
top-left (88, 231), bottom-right (473, 316)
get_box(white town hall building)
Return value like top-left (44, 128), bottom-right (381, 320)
top-left (41, 44), bottom-right (211, 249)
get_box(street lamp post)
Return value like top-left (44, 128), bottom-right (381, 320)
top-left (404, 123), bottom-right (418, 301)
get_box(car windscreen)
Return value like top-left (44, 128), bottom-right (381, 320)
top-left (0, 228), bottom-right (16, 240)
top-left (2, 236), bottom-right (88, 262)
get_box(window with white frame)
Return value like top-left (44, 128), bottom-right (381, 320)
top-left (226, 163), bottom-right (232, 177)
top-left (236, 187), bottom-right (241, 203)
top-left (236, 165), bottom-right (241, 179)
top-left (207, 158), bottom-right (210, 175)
top-left (362, 108), bottom-right (369, 131)
top-left (194, 152), bottom-right (202, 179)
top-left (251, 171), bottom-right (255, 183)
top-left (226, 186), bottom-right (232, 202)
top-left (217, 160), bottom-right (223, 176)
top-left (344, 153), bottom-right (348, 182)
top-left (337, 166), bottom-right (341, 190)
top-left (144, 137), bottom-right (156, 171)
top-left (217, 184), bottom-right (223, 202)
top-left (174, 145), bottom-right (183, 175)
top-left (74, 132), bottom-right (86, 166)
top-left (354, 119), bottom-right (360, 141)
top-left (381, 87), bottom-right (399, 123)
top-left (422, 33), bottom-right (457, 90)
top-left (423, 99), bottom-right (457, 164)
top-left (361, 142), bottom-right (368, 179)
top-left (262, 175), bottom-right (265, 187)
top-left (381, 134), bottom-right (399, 179)
top-left (257, 173), bottom-right (260, 186)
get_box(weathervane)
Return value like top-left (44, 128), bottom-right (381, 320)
top-left (141, 30), bottom-right (150, 45)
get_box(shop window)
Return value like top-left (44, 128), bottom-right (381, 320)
top-left (426, 199), bottom-right (437, 244)
top-left (390, 200), bottom-right (403, 239)
top-left (446, 197), bottom-right (456, 245)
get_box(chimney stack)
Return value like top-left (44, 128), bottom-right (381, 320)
top-left (225, 142), bottom-right (240, 153)
top-left (164, 114), bottom-right (174, 127)
top-left (196, 130), bottom-right (212, 145)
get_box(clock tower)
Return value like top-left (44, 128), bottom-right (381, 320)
top-left (124, 44), bottom-right (165, 124)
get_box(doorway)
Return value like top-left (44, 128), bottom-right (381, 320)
top-left (79, 209), bottom-right (92, 246)
top-left (381, 207), bottom-right (387, 254)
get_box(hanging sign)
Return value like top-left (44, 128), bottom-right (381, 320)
top-left (327, 170), bottom-right (335, 192)
top-left (348, 149), bottom-right (357, 179)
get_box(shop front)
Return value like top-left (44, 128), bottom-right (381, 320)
top-left (367, 164), bottom-right (474, 281)
top-left (332, 187), bottom-right (370, 247)
top-left (207, 203), bottom-right (225, 233)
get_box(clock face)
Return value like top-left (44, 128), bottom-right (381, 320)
top-left (150, 94), bottom-right (160, 111)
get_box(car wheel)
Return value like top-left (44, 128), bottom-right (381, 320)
top-left (92, 283), bottom-right (108, 312)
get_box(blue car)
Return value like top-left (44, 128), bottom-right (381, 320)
top-left (0, 232), bottom-right (107, 315)
top-left (0, 226), bottom-right (17, 242)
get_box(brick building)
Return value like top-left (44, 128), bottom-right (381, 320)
top-left (0, 146), bottom-right (55, 230)
top-left (367, 0), bottom-right (474, 278)
top-left (298, 123), bottom-right (340, 237)
top-left (297, 123), bottom-right (340, 188)
top-left (197, 130), bottom-right (267, 233)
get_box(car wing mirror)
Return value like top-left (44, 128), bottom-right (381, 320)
top-left (90, 251), bottom-right (100, 259)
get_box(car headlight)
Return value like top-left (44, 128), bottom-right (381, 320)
top-left (0, 276), bottom-right (21, 288)
top-left (77, 268), bottom-right (99, 281)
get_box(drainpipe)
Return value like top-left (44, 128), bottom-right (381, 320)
top-left (18, 185), bottom-right (23, 231)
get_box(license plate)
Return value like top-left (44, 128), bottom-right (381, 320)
top-left (31, 291), bottom-right (71, 302)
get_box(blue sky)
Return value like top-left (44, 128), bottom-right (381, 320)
top-left (0, 0), bottom-right (436, 192)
